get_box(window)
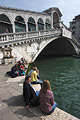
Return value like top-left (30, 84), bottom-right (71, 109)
top-left (72, 31), bottom-right (76, 36)
top-left (28, 17), bottom-right (36, 31)
top-left (15, 16), bottom-right (25, 23)
top-left (0, 14), bottom-right (11, 23)
top-left (0, 14), bottom-right (12, 33)
top-left (45, 19), bottom-right (51, 30)
top-left (15, 16), bottom-right (26, 32)
top-left (72, 26), bottom-right (76, 30)
top-left (38, 18), bottom-right (44, 30)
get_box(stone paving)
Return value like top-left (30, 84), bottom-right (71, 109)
top-left (0, 64), bottom-right (79, 120)
top-left (0, 64), bottom-right (40, 120)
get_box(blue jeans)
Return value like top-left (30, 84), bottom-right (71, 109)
top-left (31, 80), bottom-right (43, 86)
top-left (46, 102), bottom-right (58, 115)
top-left (36, 91), bottom-right (40, 96)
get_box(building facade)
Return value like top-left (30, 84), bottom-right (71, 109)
top-left (69, 15), bottom-right (80, 43)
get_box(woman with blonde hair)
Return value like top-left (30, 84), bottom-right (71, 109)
top-left (39, 80), bottom-right (57, 114)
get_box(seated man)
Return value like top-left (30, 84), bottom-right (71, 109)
top-left (31, 67), bottom-right (43, 86)
top-left (23, 76), bottom-right (39, 109)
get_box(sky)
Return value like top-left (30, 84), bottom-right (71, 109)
top-left (0, 0), bottom-right (80, 27)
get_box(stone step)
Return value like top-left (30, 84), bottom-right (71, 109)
top-left (31, 84), bottom-right (79, 120)
top-left (29, 107), bottom-right (79, 120)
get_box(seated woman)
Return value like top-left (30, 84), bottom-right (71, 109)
top-left (39, 80), bottom-right (57, 115)
top-left (10, 64), bottom-right (20, 78)
top-left (17, 61), bottom-right (25, 76)
top-left (31, 67), bottom-right (43, 86)
top-left (29, 66), bottom-right (39, 79)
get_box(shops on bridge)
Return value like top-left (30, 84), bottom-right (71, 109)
top-left (0, 6), bottom-right (62, 33)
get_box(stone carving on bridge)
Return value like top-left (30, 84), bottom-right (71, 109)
top-left (4, 48), bottom-right (12, 58)
top-left (37, 40), bottom-right (42, 45)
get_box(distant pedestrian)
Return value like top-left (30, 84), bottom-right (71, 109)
top-left (4, 28), bottom-right (9, 33)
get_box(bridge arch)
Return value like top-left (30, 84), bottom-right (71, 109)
top-left (32, 37), bottom-right (76, 62)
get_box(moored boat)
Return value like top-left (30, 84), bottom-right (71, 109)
top-left (73, 55), bottom-right (80, 58)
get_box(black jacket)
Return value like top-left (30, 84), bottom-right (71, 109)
top-left (23, 81), bottom-right (36, 106)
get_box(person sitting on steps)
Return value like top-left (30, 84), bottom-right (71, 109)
top-left (39, 80), bottom-right (57, 114)
top-left (23, 76), bottom-right (40, 109)
top-left (31, 67), bottom-right (43, 86)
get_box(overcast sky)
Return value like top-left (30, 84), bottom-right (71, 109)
top-left (0, 0), bottom-right (80, 27)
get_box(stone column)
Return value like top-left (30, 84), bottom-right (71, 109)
top-left (51, 11), bottom-right (53, 29)
top-left (12, 22), bottom-right (15, 33)
top-left (36, 22), bottom-right (38, 31)
top-left (44, 24), bottom-right (46, 30)
top-left (26, 22), bottom-right (28, 32)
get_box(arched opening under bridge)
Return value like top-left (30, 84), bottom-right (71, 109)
top-left (35, 37), bottom-right (76, 61)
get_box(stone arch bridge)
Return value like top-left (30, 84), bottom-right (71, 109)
top-left (0, 28), bottom-right (80, 63)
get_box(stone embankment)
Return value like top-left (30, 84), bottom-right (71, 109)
top-left (0, 64), bottom-right (79, 120)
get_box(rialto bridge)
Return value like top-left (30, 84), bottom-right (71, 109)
top-left (0, 6), bottom-right (80, 64)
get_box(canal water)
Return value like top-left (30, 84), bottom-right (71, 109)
top-left (35, 57), bottom-right (80, 119)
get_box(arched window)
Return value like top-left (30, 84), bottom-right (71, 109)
top-left (0, 14), bottom-right (12, 33)
top-left (53, 12), bottom-right (59, 28)
top-left (15, 16), bottom-right (26, 32)
top-left (28, 17), bottom-right (36, 31)
top-left (72, 26), bottom-right (76, 30)
top-left (45, 19), bottom-right (51, 30)
top-left (15, 16), bottom-right (25, 23)
top-left (72, 31), bottom-right (76, 36)
top-left (38, 18), bottom-right (44, 30)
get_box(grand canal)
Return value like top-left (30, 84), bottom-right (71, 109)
top-left (35, 57), bottom-right (80, 119)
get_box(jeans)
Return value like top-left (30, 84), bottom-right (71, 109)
top-left (31, 80), bottom-right (43, 86)
top-left (46, 102), bottom-right (58, 115)
top-left (36, 91), bottom-right (40, 96)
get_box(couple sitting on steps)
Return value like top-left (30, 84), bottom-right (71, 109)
top-left (23, 75), bottom-right (57, 115)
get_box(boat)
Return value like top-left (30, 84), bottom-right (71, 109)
top-left (73, 54), bottom-right (80, 58)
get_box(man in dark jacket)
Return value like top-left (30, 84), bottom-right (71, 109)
top-left (23, 76), bottom-right (39, 109)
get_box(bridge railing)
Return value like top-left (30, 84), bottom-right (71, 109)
top-left (72, 36), bottom-right (80, 48)
top-left (0, 29), bottom-right (61, 43)
top-left (61, 27), bottom-right (80, 48)
top-left (61, 28), bottom-right (72, 38)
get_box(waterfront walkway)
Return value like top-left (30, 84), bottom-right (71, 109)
top-left (0, 64), bottom-right (79, 120)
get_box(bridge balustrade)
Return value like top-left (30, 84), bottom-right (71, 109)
top-left (72, 36), bottom-right (80, 48)
top-left (0, 29), bottom-right (61, 41)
